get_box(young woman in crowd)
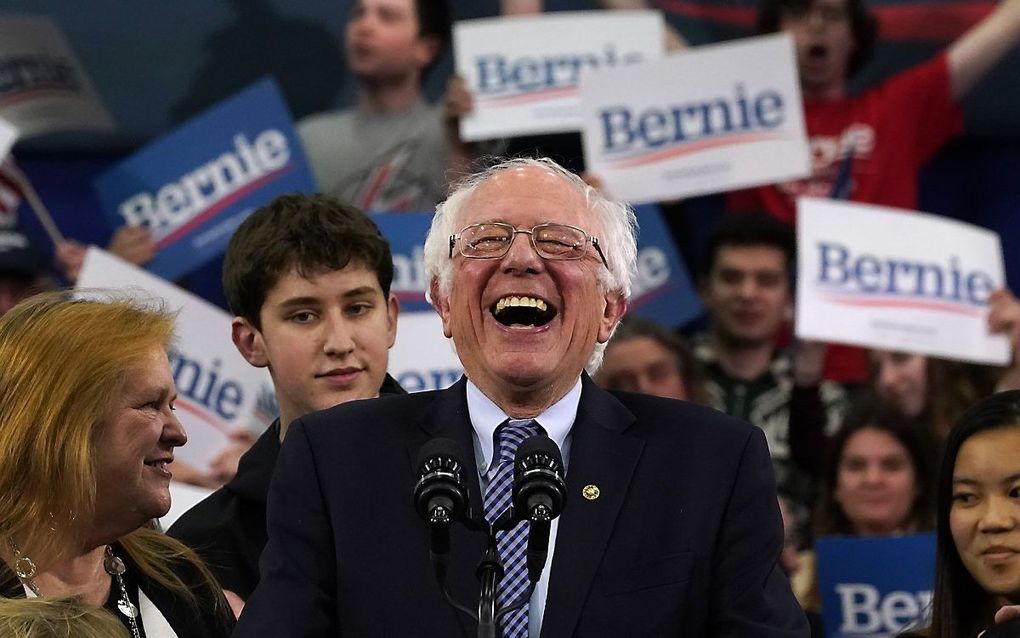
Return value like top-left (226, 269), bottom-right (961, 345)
top-left (924, 390), bottom-right (1020, 637)
top-left (874, 288), bottom-right (1020, 446)
top-left (0, 293), bottom-right (234, 637)
top-left (792, 397), bottom-right (937, 618)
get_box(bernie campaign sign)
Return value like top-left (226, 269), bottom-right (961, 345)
top-left (95, 77), bottom-right (315, 281)
top-left (816, 534), bottom-right (936, 638)
top-left (454, 10), bottom-right (664, 141)
top-left (374, 204), bottom-right (700, 328)
top-left (580, 33), bottom-right (809, 204)
top-left (796, 197), bottom-right (1010, 365)
top-left (0, 15), bottom-right (114, 138)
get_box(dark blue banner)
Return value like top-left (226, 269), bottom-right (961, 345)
top-left (94, 77), bottom-right (315, 280)
top-left (629, 203), bottom-right (703, 328)
top-left (817, 533), bottom-right (936, 638)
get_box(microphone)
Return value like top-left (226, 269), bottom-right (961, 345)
top-left (512, 435), bottom-right (566, 583)
top-left (414, 438), bottom-right (470, 560)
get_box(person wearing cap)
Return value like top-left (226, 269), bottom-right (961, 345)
top-left (0, 225), bottom-right (51, 317)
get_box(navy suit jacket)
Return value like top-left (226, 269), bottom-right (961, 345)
top-left (234, 375), bottom-right (808, 637)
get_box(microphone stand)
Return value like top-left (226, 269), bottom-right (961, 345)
top-left (476, 545), bottom-right (501, 638)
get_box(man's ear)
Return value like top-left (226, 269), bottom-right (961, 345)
top-left (414, 34), bottom-right (441, 72)
top-left (597, 292), bottom-right (628, 344)
top-left (231, 316), bottom-right (269, 368)
top-left (429, 277), bottom-right (453, 338)
top-left (386, 293), bottom-right (400, 349)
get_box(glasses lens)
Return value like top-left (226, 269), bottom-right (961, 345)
top-left (534, 224), bottom-right (586, 259)
top-left (462, 224), bottom-right (512, 257)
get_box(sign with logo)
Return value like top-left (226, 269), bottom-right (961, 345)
top-left (628, 204), bottom-right (701, 327)
top-left (95, 77), bottom-right (315, 281)
top-left (796, 198), bottom-right (1010, 365)
top-left (374, 212), bottom-right (433, 313)
top-left (0, 15), bottom-right (114, 137)
top-left (580, 33), bottom-right (809, 204)
top-left (454, 11), bottom-right (664, 142)
top-left (76, 247), bottom-right (276, 469)
top-left (816, 534), bottom-right (936, 638)
top-left (391, 311), bottom-right (463, 392)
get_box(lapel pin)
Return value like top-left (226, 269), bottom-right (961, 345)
top-left (582, 484), bottom-right (600, 501)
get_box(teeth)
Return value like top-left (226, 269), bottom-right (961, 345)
top-left (495, 296), bottom-right (547, 314)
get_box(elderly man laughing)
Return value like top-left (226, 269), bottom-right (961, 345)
top-left (234, 158), bottom-right (807, 638)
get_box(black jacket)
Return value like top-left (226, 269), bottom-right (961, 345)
top-left (234, 374), bottom-right (807, 637)
top-left (168, 374), bottom-right (406, 599)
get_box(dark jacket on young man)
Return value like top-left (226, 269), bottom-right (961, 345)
top-left (168, 374), bottom-right (406, 599)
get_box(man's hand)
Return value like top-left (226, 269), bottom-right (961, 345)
top-left (442, 75), bottom-right (480, 184)
top-left (948, 0), bottom-right (1020, 100)
top-left (996, 605), bottom-right (1020, 624)
top-left (988, 288), bottom-right (1020, 390)
top-left (55, 240), bottom-right (88, 283)
top-left (108, 225), bottom-right (157, 267)
top-left (988, 288), bottom-right (1020, 350)
top-left (171, 459), bottom-right (222, 490)
top-left (443, 75), bottom-right (474, 130)
top-left (792, 340), bottom-right (827, 387)
top-left (209, 429), bottom-right (259, 485)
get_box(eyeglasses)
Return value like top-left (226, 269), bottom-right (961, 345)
top-left (449, 222), bottom-right (609, 269)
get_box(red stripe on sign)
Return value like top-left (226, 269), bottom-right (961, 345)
top-left (0, 86), bottom-right (78, 108)
top-left (608, 131), bottom-right (784, 169)
top-left (155, 162), bottom-right (296, 251)
top-left (824, 294), bottom-right (984, 316)
top-left (173, 397), bottom-right (233, 435)
top-left (478, 85), bottom-right (578, 107)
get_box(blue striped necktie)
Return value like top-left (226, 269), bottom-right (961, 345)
top-left (484, 419), bottom-right (540, 638)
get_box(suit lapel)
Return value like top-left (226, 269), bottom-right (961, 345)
top-left (540, 376), bottom-right (643, 638)
top-left (404, 377), bottom-right (488, 638)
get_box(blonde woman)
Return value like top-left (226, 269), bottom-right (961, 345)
top-left (0, 597), bottom-right (130, 637)
top-left (0, 293), bottom-right (233, 637)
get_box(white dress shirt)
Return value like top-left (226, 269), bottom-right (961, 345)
top-left (466, 378), bottom-right (580, 638)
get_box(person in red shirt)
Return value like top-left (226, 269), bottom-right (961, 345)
top-left (730, 0), bottom-right (1020, 223)
top-left (730, 0), bottom-right (1020, 383)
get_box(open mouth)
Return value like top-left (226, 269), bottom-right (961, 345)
top-left (807, 44), bottom-right (828, 60)
top-left (490, 295), bottom-right (557, 328)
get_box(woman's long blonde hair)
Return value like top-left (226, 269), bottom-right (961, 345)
top-left (0, 597), bottom-right (130, 637)
top-left (0, 292), bottom-right (223, 610)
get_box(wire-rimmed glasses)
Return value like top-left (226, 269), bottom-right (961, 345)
top-left (449, 222), bottom-right (609, 269)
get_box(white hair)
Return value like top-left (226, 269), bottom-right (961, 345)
top-left (423, 157), bottom-right (638, 372)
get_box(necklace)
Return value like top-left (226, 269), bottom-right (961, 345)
top-left (7, 540), bottom-right (142, 638)
top-left (104, 546), bottom-right (142, 638)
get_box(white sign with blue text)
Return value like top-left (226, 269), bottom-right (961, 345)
top-left (0, 15), bottom-right (114, 138)
top-left (95, 77), bottom-right (315, 281)
top-left (454, 10), bottom-right (664, 142)
top-left (796, 198), bottom-right (1010, 365)
top-left (816, 534), bottom-right (936, 638)
top-left (579, 33), bottom-right (809, 204)
top-left (76, 247), bottom-right (276, 470)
